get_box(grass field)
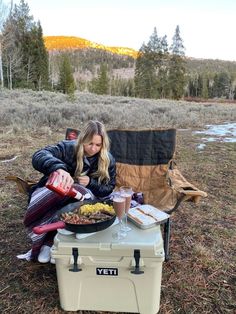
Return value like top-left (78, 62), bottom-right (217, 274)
top-left (0, 90), bottom-right (235, 313)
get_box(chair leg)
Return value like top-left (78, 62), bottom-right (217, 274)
top-left (163, 218), bottom-right (171, 262)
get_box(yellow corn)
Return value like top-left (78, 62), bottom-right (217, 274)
top-left (80, 202), bottom-right (115, 215)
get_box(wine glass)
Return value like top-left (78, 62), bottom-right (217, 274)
top-left (112, 194), bottom-right (127, 240)
top-left (120, 186), bottom-right (133, 232)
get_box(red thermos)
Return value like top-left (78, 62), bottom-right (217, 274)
top-left (46, 171), bottom-right (85, 201)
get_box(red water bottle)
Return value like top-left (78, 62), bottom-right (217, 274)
top-left (46, 171), bottom-right (84, 201)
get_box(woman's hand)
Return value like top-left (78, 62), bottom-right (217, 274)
top-left (78, 175), bottom-right (90, 187)
top-left (56, 169), bottom-right (74, 190)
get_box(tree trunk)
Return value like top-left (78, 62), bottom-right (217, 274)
top-left (0, 42), bottom-right (3, 88)
top-left (27, 56), bottom-right (31, 86)
top-left (38, 75), bottom-right (41, 90)
top-left (9, 56), bottom-right (12, 90)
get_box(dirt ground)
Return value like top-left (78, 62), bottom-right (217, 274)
top-left (0, 129), bottom-right (235, 314)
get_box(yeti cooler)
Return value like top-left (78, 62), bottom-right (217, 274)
top-left (51, 221), bottom-right (164, 314)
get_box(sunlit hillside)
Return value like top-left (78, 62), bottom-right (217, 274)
top-left (44, 36), bottom-right (138, 58)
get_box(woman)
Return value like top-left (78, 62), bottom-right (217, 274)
top-left (23, 120), bottom-right (116, 263)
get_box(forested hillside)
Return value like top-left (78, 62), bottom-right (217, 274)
top-left (44, 36), bottom-right (138, 58)
top-left (44, 32), bottom-right (236, 100)
top-left (47, 35), bottom-right (236, 100)
top-left (186, 58), bottom-right (236, 75)
top-left (44, 36), bottom-right (236, 77)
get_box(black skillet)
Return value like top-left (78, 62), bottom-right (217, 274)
top-left (33, 200), bottom-right (116, 234)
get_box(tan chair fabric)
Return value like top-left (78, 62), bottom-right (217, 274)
top-left (108, 129), bottom-right (207, 211)
top-left (115, 162), bottom-right (207, 210)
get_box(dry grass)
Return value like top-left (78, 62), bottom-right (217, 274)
top-left (0, 89), bottom-right (235, 313)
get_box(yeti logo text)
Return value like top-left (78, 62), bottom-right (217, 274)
top-left (96, 268), bottom-right (118, 276)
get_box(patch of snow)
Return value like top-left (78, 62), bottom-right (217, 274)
top-left (193, 122), bottom-right (236, 150)
top-left (224, 138), bottom-right (236, 143)
top-left (196, 143), bottom-right (206, 150)
top-left (194, 122), bottom-right (236, 138)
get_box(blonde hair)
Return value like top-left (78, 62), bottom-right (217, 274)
top-left (75, 120), bottom-right (110, 183)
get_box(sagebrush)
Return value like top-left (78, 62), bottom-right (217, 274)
top-left (0, 89), bottom-right (236, 133)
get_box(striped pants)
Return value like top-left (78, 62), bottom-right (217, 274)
top-left (24, 184), bottom-right (93, 261)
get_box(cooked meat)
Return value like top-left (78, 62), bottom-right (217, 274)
top-left (88, 212), bottom-right (112, 220)
top-left (61, 210), bottom-right (114, 225)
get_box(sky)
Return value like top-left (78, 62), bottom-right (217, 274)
top-left (12, 0), bottom-right (236, 61)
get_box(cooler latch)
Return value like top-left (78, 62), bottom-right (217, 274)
top-left (69, 248), bottom-right (82, 272)
top-left (131, 249), bottom-right (144, 275)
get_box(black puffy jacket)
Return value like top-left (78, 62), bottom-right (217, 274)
top-left (30, 140), bottom-right (116, 198)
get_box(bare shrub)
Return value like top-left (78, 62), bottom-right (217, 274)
top-left (150, 107), bottom-right (169, 114)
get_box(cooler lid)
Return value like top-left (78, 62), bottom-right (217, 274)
top-left (53, 222), bottom-right (164, 258)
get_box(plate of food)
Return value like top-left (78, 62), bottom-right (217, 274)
top-left (33, 200), bottom-right (116, 234)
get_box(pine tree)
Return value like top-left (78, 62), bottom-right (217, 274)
top-left (134, 28), bottom-right (169, 99)
top-left (197, 74), bottom-right (203, 97)
top-left (96, 64), bottom-right (109, 94)
top-left (147, 27), bottom-right (161, 52)
top-left (11, 0), bottom-right (34, 87)
top-left (201, 75), bottom-right (209, 99)
top-left (134, 43), bottom-right (156, 98)
top-left (147, 28), bottom-right (162, 98)
top-left (2, 0), bottom-right (49, 89)
top-left (169, 25), bottom-right (186, 100)
top-left (156, 35), bottom-right (169, 98)
top-left (58, 54), bottom-right (76, 95)
top-left (28, 22), bottom-right (49, 90)
top-left (212, 72), bottom-right (231, 98)
top-left (89, 64), bottom-right (109, 95)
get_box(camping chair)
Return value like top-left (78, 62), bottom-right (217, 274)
top-left (6, 127), bottom-right (207, 261)
top-left (107, 129), bottom-right (207, 261)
